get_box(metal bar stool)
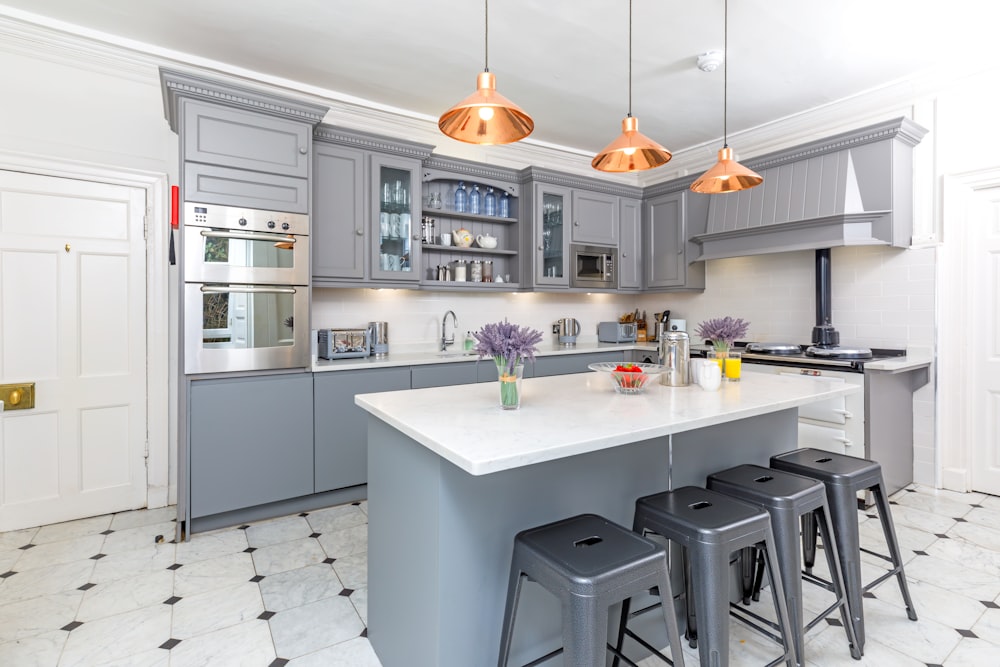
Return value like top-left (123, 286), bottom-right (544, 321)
top-left (706, 464), bottom-right (861, 664)
top-left (498, 513), bottom-right (684, 667)
top-left (770, 448), bottom-right (917, 653)
top-left (615, 486), bottom-right (797, 667)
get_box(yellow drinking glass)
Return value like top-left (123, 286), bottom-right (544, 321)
top-left (725, 351), bottom-right (742, 381)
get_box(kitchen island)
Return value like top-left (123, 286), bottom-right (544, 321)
top-left (356, 372), bottom-right (859, 667)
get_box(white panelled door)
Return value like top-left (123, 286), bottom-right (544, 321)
top-left (0, 170), bottom-right (148, 531)
top-left (971, 181), bottom-right (1000, 496)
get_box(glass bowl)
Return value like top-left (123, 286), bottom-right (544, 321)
top-left (588, 362), bottom-right (667, 394)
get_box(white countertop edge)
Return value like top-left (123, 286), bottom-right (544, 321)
top-left (864, 350), bottom-right (933, 372)
top-left (355, 373), bottom-right (860, 476)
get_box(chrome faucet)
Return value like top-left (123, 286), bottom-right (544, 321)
top-left (441, 310), bottom-right (457, 351)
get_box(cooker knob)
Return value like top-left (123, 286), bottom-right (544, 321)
top-left (267, 220), bottom-right (276, 229)
top-left (281, 222), bottom-right (290, 231)
top-left (238, 217), bottom-right (248, 226)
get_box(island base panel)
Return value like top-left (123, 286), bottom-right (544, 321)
top-left (367, 409), bottom-right (798, 667)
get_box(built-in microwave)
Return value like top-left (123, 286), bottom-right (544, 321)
top-left (570, 244), bottom-right (617, 289)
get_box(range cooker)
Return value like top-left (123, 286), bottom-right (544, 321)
top-left (736, 341), bottom-right (906, 373)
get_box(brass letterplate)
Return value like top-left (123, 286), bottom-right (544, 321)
top-left (1, 383), bottom-right (35, 410)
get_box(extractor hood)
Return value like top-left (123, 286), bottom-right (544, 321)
top-left (691, 117), bottom-right (928, 261)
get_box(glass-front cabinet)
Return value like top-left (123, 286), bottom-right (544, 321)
top-left (370, 154), bottom-right (421, 283)
top-left (534, 183), bottom-right (570, 287)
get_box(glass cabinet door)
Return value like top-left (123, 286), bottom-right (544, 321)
top-left (371, 155), bottom-right (421, 282)
top-left (535, 184), bottom-right (569, 286)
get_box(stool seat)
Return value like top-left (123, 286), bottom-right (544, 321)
top-left (499, 513), bottom-right (684, 667)
top-left (617, 486), bottom-right (797, 667)
top-left (708, 464), bottom-right (861, 664)
top-left (771, 448), bottom-right (918, 654)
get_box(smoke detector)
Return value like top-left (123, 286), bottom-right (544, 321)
top-left (696, 50), bottom-right (725, 72)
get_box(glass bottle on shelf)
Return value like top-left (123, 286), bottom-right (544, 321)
top-left (469, 184), bottom-right (482, 215)
top-left (499, 191), bottom-right (510, 218)
top-left (484, 187), bottom-right (497, 216)
top-left (454, 181), bottom-right (468, 213)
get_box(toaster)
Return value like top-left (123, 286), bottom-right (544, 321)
top-left (318, 328), bottom-right (370, 359)
top-left (597, 321), bottom-right (637, 343)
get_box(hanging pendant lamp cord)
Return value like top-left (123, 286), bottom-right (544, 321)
top-left (484, 0), bottom-right (489, 72)
top-left (723, 0), bottom-right (729, 147)
top-left (627, 0), bottom-right (633, 117)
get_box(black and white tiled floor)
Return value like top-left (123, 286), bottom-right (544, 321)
top-left (0, 485), bottom-right (998, 666)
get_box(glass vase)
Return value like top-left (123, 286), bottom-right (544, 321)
top-left (497, 361), bottom-right (524, 410)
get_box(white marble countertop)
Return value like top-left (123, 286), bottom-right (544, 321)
top-left (313, 340), bottom-right (658, 372)
top-left (355, 372), bottom-right (859, 476)
top-left (863, 349), bottom-right (932, 372)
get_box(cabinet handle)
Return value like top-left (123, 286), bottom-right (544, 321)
top-left (299, 146), bottom-right (308, 155)
top-left (356, 228), bottom-right (364, 236)
top-left (622, 252), bottom-right (628, 258)
top-left (573, 220), bottom-right (579, 226)
top-left (538, 245), bottom-right (544, 251)
top-left (412, 234), bottom-right (421, 241)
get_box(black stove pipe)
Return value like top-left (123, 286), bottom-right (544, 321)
top-left (812, 248), bottom-right (840, 347)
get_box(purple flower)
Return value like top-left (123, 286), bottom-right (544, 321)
top-left (695, 316), bottom-right (750, 347)
top-left (473, 320), bottom-right (544, 375)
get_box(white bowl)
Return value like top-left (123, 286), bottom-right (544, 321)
top-left (588, 362), bottom-right (667, 394)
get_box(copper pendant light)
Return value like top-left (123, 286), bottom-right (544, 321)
top-left (438, 0), bottom-right (534, 145)
top-left (592, 0), bottom-right (672, 173)
top-left (691, 0), bottom-right (762, 194)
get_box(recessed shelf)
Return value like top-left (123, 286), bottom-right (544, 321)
top-left (422, 209), bottom-right (517, 225)
top-left (422, 243), bottom-right (517, 256)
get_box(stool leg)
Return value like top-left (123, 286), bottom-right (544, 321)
top-left (564, 594), bottom-right (607, 667)
top-left (800, 513), bottom-right (818, 572)
top-left (815, 505), bottom-right (862, 659)
top-left (656, 567), bottom-right (687, 667)
top-left (683, 548), bottom-right (698, 649)
top-left (870, 484), bottom-right (918, 622)
top-left (690, 546), bottom-right (733, 667)
top-left (739, 546), bottom-right (756, 605)
top-left (761, 534), bottom-right (798, 667)
top-left (497, 567), bottom-right (524, 667)
top-left (826, 483), bottom-right (866, 653)
top-left (768, 509), bottom-right (806, 666)
top-left (612, 596), bottom-right (631, 667)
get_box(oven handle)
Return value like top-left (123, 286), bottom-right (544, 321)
top-left (200, 229), bottom-right (296, 244)
top-left (199, 285), bottom-right (298, 295)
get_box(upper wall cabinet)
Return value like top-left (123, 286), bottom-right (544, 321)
top-left (160, 69), bottom-right (329, 215)
top-left (571, 190), bottom-right (618, 246)
top-left (311, 125), bottom-right (434, 286)
top-left (618, 197), bottom-right (642, 291)
top-left (643, 190), bottom-right (706, 292)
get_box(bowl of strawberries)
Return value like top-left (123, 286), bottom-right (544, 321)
top-left (588, 362), bottom-right (667, 395)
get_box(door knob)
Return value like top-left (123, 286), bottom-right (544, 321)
top-left (9, 389), bottom-right (21, 405)
top-left (0, 383), bottom-right (34, 410)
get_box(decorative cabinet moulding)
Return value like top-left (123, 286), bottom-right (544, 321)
top-left (423, 155), bottom-right (521, 186)
top-left (313, 125), bottom-right (434, 160)
top-left (520, 166), bottom-right (642, 200)
top-left (160, 68), bottom-right (330, 132)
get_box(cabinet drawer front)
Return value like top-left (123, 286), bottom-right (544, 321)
top-left (184, 101), bottom-right (310, 177)
top-left (798, 422), bottom-right (853, 456)
top-left (410, 362), bottom-right (478, 389)
top-left (779, 372), bottom-right (849, 424)
top-left (185, 162), bottom-right (308, 214)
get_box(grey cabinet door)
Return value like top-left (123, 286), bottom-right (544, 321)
top-left (532, 183), bottom-right (571, 287)
top-left (370, 153), bottom-right (422, 283)
top-left (411, 362), bottom-right (478, 388)
top-left (619, 197), bottom-right (642, 290)
top-left (184, 162), bottom-right (309, 213)
top-left (189, 373), bottom-right (314, 518)
top-left (313, 143), bottom-right (367, 281)
top-left (532, 351), bottom-right (625, 377)
top-left (183, 100), bottom-right (311, 177)
top-left (644, 191), bottom-right (686, 288)
top-left (314, 367), bottom-right (410, 492)
top-left (571, 189), bottom-right (619, 246)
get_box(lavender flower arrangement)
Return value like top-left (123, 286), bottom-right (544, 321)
top-left (695, 316), bottom-right (750, 352)
top-left (473, 320), bottom-right (544, 409)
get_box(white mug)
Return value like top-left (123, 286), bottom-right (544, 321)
top-left (698, 361), bottom-right (722, 391)
top-left (440, 232), bottom-right (452, 246)
top-left (379, 212), bottom-right (390, 238)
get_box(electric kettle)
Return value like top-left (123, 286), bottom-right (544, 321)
top-left (555, 317), bottom-right (581, 346)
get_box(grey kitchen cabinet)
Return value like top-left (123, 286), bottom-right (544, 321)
top-left (184, 162), bottom-right (309, 214)
top-left (183, 100), bottom-right (312, 178)
top-left (411, 361), bottom-right (479, 388)
top-left (314, 366), bottom-right (410, 493)
top-left (618, 197), bottom-right (642, 290)
top-left (528, 182), bottom-right (571, 287)
top-left (643, 190), bottom-right (706, 291)
top-left (188, 373), bottom-right (314, 519)
top-left (369, 153), bottom-right (423, 284)
top-left (571, 189), bottom-right (619, 246)
top-left (532, 351), bottom-right (625, 377)
top-left (312, 142), bottom-right (367, 282)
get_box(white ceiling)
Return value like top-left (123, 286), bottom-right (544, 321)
top-left (2, 1), bottom-right (996, 155)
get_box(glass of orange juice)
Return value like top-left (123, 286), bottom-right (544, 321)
top-left (725, 351), bottom-right (742, 381)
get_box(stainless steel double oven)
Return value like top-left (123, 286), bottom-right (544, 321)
top-left (183, 202), bottom-right (310, 374)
